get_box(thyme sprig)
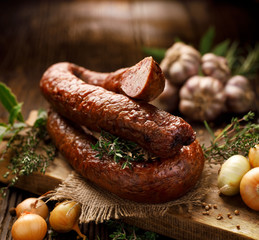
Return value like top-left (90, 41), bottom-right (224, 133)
top-left (91, 131), bottom-right (147, 169)
top-left (107, 220), bottom-right (159, 240)
top-left (0, 110), bottom-right (56, 197)
top-left (0, 82), bottom-right (56, 197)
top-left (203, 112), bottom-right (259, 164)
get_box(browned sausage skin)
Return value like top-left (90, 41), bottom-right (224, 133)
top-left (40, 62), bottom-right (195, 158)
top-left (47, 110), bottom-right (205, 204)
top-left (72, 56), bottom-right (165, 102)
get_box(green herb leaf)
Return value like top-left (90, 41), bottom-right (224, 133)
top-left (199, 26), bottom-right (215, 55)
top-left (91, 131), bottom-right (148, 169)
top-left (8, 103), bottom-right (23, 125)
top-left (33, 109), bottom-right (47, 128)
top-left (212, 39), bottom-right (230, 56)
top-left (225, 41), bottom-right (239, 72)
top-left (0, 125), bottom-right (8, 141)
top-left (203, 120), bottom-right (215, 139)
top-left (203, 112), bottom-right (259, 164)
top-left (0, 110), bottom-right (56, 196)
top-left (0, 82), bottom-right (24, 122)
top-left (235, 43), bottom-right (259, 77)
top-left (142, 46), bottom-right (167, 63)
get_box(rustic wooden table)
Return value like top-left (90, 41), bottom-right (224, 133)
top-left (0, 1), bottom-right (258, 239)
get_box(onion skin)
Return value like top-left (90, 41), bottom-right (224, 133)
top-left (11, 213), bottom-right (47, 240)
top-left (15, 198), bottom-right (49, 219)
top-left (240, 167), bottom-right (259, 211)
top-left (248, 145), bottom-right (259, 168)
top-left (49, 201), bottom-right (86, 239)
top-left (49, 201), bottom-right (80, 232)
top-left (217, 155), bottom-right (251, 196)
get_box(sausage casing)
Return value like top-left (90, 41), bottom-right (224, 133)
top-left (47, 110), bottom-right (205, 204)
top-left (40, 62), bottom-right (195, 158)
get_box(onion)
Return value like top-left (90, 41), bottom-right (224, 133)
top-left (217, 155), bottom-right (251, 196)
top-left (49, 201), bottom-right (86, 240)
top-left (14, 198), bottom-right (49, 219)
top-left (11, 213), bottom-right (47, 240)
top-left (248, 144), bottom-right (259, 168)
top-left (240, 167), bottom-right (259, 211)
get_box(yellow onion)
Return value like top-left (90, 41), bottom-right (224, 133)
top-left (240, 167), bottom-right (259, 211)
top-left (15, 198), bottom-right (49, 219)
top-left (11, 212), bottom-right (47, 240)
top-left (248, 144), bottom-right (259, 168)
top-left (218, 155), bottom-right (251, 196)
top-left (49, 201), bottom-right (86, 239)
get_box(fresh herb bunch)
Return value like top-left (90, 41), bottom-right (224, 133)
top-left (0, 82), bottom-right (56, 197)
top-left (107, 220), bottom-right (159, 240)
top-left (203, 111), bottom-right (259, 164)
top-left (91, 131), bottom-right (146, 169)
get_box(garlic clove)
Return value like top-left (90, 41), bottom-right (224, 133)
top-left (201, 53), bottom-right (230, 84)
top-left (160, 42), bottom-right (201, 86)
top-left (225, 75), bottom-right (255, 113)
top-left (179, 76), bottom-right (226, 121)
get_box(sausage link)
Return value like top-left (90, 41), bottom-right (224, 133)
top-left (72, 56), bottom-right (165, 102)
top-left (40, 62), bottom-right (195, 158)
top-left (47, 110), bottom-right (205, 204)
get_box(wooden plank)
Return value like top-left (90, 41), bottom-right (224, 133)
top-left (125, 165), bottom-right (259, 240)
top-left (0, 126), bottom-right (258, 240)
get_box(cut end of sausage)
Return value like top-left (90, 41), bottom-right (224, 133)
top-left (120, 56), bottom-right (165, 102)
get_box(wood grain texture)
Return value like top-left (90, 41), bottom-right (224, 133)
top-left (0, 1), bottom-right (258, 239)
top-left (1, 123), bottom-right (258, 240)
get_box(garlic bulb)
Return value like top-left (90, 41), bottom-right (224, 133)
top-left (150, 79), bottom-right (179, 112)
top-left (218, 155), bottom-right (251, 196)
top-left (225, 75), bottom-right (255, 113)
top-left (201, 53), bottom-right (230, 84)
top-left (179, 76), bottom-right (226, 121)
top-left (160, 42), bottom-right (201, 86)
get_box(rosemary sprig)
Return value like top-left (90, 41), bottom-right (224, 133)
top-left (91, 131), bottom-right (146, 169)
top-left (203, 112), bottom-right (259, 164)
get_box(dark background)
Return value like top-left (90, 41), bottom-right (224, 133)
top-left (0, 1), bottom-right (258, 239)
top-left (0, 0), bottom-right (259, 120)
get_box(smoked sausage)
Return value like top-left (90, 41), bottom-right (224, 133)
top-left (73, 56), bottom-right (165, 102)
top-left (47, 110), bottom-right (205, 204)
top-left (40, 62), bottom-right (196, 158)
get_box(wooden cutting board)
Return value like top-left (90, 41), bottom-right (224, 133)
top-left (0, 113), bottom-right (258, 240)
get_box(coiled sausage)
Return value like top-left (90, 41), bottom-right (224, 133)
top-left (47, 110), bottom-right (204, 204)
top-left (40, 62), bottom-right (195, 158)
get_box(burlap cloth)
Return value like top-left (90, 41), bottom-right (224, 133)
top-left (47, 164), bottom-right (211, 223)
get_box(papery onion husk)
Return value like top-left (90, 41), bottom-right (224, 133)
top-left (15, 198), bottom-right (49, 219)
top-left (11, 212), bottom-right (47, 240)
top-left (49, 201), bottom-right (86, 240)
top-left (240, 167), bottom-right (259, 211)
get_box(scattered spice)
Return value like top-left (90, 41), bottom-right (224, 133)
top-left (205, 205), bottom-right (210, 211)
top-left (236, 225), bottom-right (241, 230)
top-left (202, 211), bottom-right (210, 215)
top-left (216, 214), bottom-right (223, 220)
top-left (213, 204), bottom-right (218, 209)
top-left (234, 210), bottom-right (240, 215)
top-left (227, 213), bottom-right (232, 219)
